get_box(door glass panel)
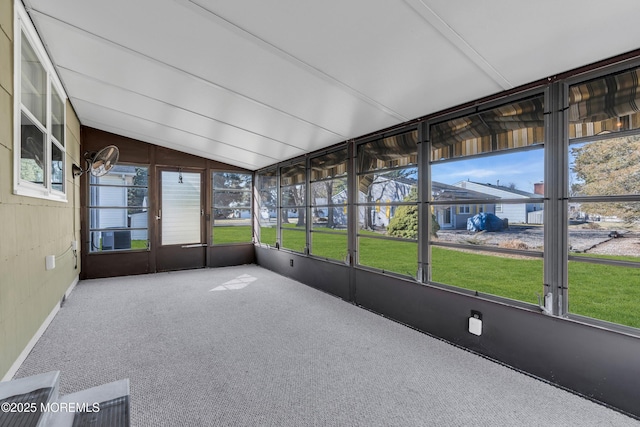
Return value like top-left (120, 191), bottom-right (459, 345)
top-left (162, 171), bottom-right (201, 245)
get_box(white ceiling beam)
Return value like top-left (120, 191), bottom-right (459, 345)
top-left (402, 0), bottom-right (513, 91)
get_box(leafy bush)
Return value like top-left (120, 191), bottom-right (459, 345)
top-left (387, 188), bottom-right (440, 238)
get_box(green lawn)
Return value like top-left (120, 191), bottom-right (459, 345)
top-left (213, 225), bottom-right (253, 244)
top-left (132, 240), bottom-right (147, 250)
top-left (246, 227), bottom-right (640, 329)
top-left (431, 247), bottom-right (542, 305)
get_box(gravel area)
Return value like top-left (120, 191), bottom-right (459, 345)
top-left (434, 225), bottom-right (640, 256)
top-left (586, 236), bottom-right (640, 256)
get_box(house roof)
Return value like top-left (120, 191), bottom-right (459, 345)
top-left (433, 181), bottom-right (499, 200)
top-left (456, 181), bottom-right (543, 198)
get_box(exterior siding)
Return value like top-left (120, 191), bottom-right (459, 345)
top-left (0, 0), bottom-right (82, 379)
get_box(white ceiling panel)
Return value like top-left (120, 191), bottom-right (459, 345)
top-left (73, 99), bottom-right (267, 170)
top-left (59, 69), bottom-right (306, 162)
top-left (416, 0), bottom-right (640, 86)
top-left (188, 0), bottom-right (505, 120)
top-left (28, 9), bottom-right (349, 148)
top-left (22, 0), bottom-right (640, 170)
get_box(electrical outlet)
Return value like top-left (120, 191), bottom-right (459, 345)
top-left (289, 259), bottom-right (294, 267)
top-left (45, 255), bottom-right (56, 271)
top-left (469, 310), bottom-right (482, 336)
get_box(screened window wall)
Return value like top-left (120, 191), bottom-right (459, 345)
top-left (567, 66), bottom-right (640, 329)
top-left (89, 165), bottom-right (149, 252)
top-left (310, 148), bottom-right (348, 262)
top-left (356, 131), bottom-right (419, 277)
top-left (254, 62), bottom-right (640, 333)
top-left (212, 172), bottom-right (252, 244)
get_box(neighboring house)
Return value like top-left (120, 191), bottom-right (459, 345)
top-left (432, 181), bottom-right (499, 229)
top-left (452, 181), bottom-right (544, 226)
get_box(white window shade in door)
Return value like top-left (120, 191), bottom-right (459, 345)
top-left (161, 171), bottom-right (202, 245)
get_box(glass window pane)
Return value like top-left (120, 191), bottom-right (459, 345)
top-left (431, 96), bottom-right (544, 161)
top-left (431, 247), bottom-right (542, 304)
top-left (281, 163), bottom-right (306, 186)
top-left (568, 262), bottom-right (640, 328)
top-left (431, 149), bottom-right (544, 202)
top-left (260, 225), bottom-right (277, 246)
top-left (569, 67), bottom-right (640, 139)
top-left (212, 207), bottom-right (252, 244)
top-left (258, 169), bottom-right (277, 245)
top-left (358, 203), bottom-right (417, 238)
top-left (51, 142), bottom-right (64, 192)
top-left (570, 136), bottom-right (640, 198)
top-left (358, 168), bottom-right (417, 204)
top-left (311, 178), bottom-right (347, 206)
top-left (21, 31), bottom-right (46, 124)
top-left (569, 202), bottom-right (640, 261)
top-left (91, 165), bottom-right (148, 187)
top-left (281, 208), bottom-right (306, 227)
top-left (358, 236), bottom-right (417, 276)
top-left (281, 228), bottom-right (306, 253)
top-left (312, 207), bottom-right (348, 230)
top-left (213, 172), bottom-right (252, 190)
top-left (89, 208), bottom-right (131, 229)
top-left (311, 231), bottom-right (347, 261)
top-left (51, 86), bottom-right (64, 145)
top-left (89, 229), bottom-right (148, 252)
top-left (311, 149), bottom-right (348, 181)
top-left (213, 191), bottom-right (251, 209)
top-left (281, 184), bottom-right (305, 207)
top-left (430, 148), bottom-right (544, 251)
top-left (358, 131), bottom-right (418, 172)
top-left (20, 112), bottom-right (45, 186)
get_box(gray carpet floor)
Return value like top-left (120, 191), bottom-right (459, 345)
top-left (14, 265), bottom-right (639, 426)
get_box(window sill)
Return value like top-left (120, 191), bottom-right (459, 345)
top-left (14, 185), bottom-right (68, 203)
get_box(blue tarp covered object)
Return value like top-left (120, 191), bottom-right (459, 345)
top-left (467, 213), bottom-right (503, 232)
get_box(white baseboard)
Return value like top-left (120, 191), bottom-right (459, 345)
top-left (1, 275), bottom-right (79, 382)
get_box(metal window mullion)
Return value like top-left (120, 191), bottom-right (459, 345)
top-left (276, 168), bottom-right (281, 248)
top-left (544, 82), bottom-right (569, 316)
top-left (348, 141), bottom-right (357, 301)
top-left (416, 122), bottom-right (426, 282)
top-left (306, 156), bottom-right (311, 255)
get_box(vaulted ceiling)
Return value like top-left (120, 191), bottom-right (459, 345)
top-left (23, 0), bottom-right (640, 170)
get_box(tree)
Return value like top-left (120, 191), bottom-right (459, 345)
top-left (213, 172), bottom-right (251, 217)
top-left (311, 178), bottom-right (347, 228)
top-left (363, 169), bottom-right (414, 230)
top-left (387, 188), bottom-right (440, 238)
top-left (571, 135), bottom-right (640, 222)
top-left (127, 167), bottom-right (148, 214)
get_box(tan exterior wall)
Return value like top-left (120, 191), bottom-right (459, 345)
top-left (0, 0), bottom-right (82, 379)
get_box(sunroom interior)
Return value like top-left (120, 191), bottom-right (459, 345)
top-left (3, 0), bottom-right (640, 422)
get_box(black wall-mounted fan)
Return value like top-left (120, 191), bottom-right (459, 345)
top-left (73, 145), bottom-right (120, 178)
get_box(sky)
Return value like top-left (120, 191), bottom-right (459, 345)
top-left (431, 149), bottom-right (545, 193)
